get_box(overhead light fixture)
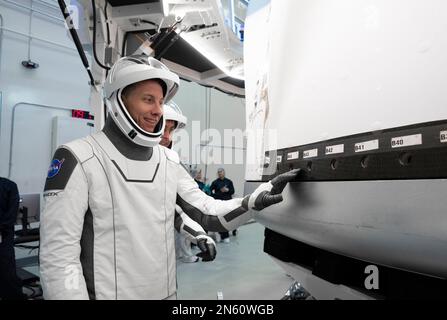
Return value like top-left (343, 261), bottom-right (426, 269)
top-left (21, 59), bottom-right (39, 69)
top-left (166, 0), bottom-right (245, 81)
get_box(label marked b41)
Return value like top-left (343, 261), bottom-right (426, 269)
top-left (355, 139), bottom-right (379, 153)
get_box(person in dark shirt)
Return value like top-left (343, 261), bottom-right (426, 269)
top-left (0, 177), bottom-right (24, 300)
top-left (210, 168), bottom-right (234, 200)
top-left (210, 168), bottom-right (236, 242)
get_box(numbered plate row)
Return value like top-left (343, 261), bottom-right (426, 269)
top-left (262, 120), bottom-right (447, 181)
top-left (266, 122), bottom-right (447, 164)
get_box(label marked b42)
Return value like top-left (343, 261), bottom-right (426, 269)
top-left (325, 144), bottom-right (344, 155)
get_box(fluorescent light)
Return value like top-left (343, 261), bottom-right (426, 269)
top-left (161, 0), bottom-right (170, 17)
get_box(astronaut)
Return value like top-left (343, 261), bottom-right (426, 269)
top-left (39, 55), bottom-right (300, 300)
top-left (160, 102), bottom-right (216, 263)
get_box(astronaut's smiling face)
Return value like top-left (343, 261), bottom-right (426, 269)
top-left (122, 80), bottom-right (165, 133)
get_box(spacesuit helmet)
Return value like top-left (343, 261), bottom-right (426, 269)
top-left (104, 55), bottom-right (180, 147)
top-left (161, 101), bottom-right (187, 149)
top-left (163, 101), bottom-right (187, 130)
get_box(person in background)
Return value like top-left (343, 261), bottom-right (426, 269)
top-left (192, 169), bottom-right (209, 195)
top-left (202, 177), bottom-right (212, 196)
top-left (210, 168), bottom-right (236, 243)
top-left (0, 177), bottom-right (24, 300)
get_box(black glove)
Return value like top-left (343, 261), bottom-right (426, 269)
top-left (248, 169), bottom-right (301, 211)
top-left (196, 235), bottom-right (217, 262)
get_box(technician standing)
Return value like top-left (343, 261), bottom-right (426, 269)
top-left (0, 177), bottom-right (23, 300)
top-left (210, 168), bottom-right (235, 242)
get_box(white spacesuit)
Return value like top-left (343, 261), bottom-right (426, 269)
top-left (39, 55), bottom-right (300, 300)
top-left (162, 102), bottom-right (216, 263)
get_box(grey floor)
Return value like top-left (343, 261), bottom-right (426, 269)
top-left (177, 222), bottom-right (293, 300)
top-left (14, 222), bottom-right (293, 300)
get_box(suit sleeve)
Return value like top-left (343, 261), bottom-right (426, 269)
top-left (174, 206), bottom-right (207, 244)
top-left (39, 147), bottom-right (90, 300)
top-left (176, 164), bottom-right (253, 232)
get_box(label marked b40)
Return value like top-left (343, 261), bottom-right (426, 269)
top-left (391, 134), bottom-right (422, 148)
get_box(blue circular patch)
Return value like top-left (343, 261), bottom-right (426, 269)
top-left (47, 158), bottom-right (65, 178)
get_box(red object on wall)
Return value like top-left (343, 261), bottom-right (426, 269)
top-left (71, 109), bottom-right (94, 120)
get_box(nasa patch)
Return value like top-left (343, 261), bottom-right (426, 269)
top-left (47, 158), bottom-right (65, 178)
